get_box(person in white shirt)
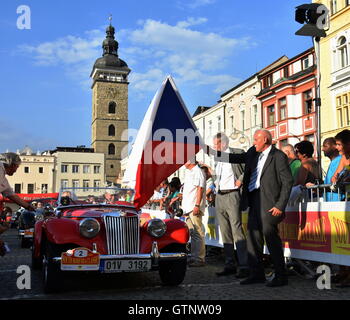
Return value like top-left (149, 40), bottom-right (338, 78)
top-left (182, 158), bottom-right (206, 267)
top-left (212, 133), bottom-right (249, 278)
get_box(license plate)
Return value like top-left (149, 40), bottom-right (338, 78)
top-left (61, 248), bottom-right (100, 271)
top-left (102, 259), bottom-right (151, 273)
top-left (24, 228), bottom-right (34, 238)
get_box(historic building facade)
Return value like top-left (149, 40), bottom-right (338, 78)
top-left (313, 0), bottom-right (350, 145)
top-left (221, 56), bottom-right (288, 150)
top-left (257, 48), bottom-right (317, 150)
top-left (6, 147), bottom-right (55, 194)
top-left (6, 146), bottom-right (106, 197)
top-left (50, 146), bottom-right (105, 197)
top-left (91, 23), bottom-right (130, 185)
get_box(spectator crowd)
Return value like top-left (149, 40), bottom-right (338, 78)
top-left (2, 129), bottom-right (350, 287)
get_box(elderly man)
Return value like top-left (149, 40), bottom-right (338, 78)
top-left (182, 157), bottom-right (206, 267)
top-left (212, 132), bottom-right (248, 278)
top-left (206, 130), bottom-right (293, 287)
top-left (0, 153), bottom-right (35, 212)
top-left (282, 144), bottom-right (301, 182)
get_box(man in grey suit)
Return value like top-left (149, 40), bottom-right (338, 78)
top-left (212, 133), bottom-right (249, 278)
top-left (207, 129), bottom-right (293, 287)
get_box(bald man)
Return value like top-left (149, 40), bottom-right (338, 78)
top-left (282, 144), bottom-right (301, 182)
top-left (206, 130), bottom-right (293, 287)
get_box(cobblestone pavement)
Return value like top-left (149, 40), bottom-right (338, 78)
top-left (0, 228), bottom-right (349, 300)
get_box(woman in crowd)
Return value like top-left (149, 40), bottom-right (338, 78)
top-left (328, 129), bottom-right (350, 287)
top-left (294, 140), bottom-right (321, 186)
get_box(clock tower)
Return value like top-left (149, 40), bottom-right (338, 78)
top-left (91, 21), bottom-right (130, 185)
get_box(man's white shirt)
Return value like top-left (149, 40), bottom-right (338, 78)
top-left (182, 165), bottom-right (206, 214)
top-left (250, 145), bottom-right (272, 191)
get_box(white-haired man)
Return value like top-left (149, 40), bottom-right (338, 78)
top-left (206, 130), bottom-right (293, 287)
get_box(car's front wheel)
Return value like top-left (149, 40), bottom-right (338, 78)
top-left (159, 244), bottom-right (187, 286)
top-left (43, 241), bottom-right (63, 293)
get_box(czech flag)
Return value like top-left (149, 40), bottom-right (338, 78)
top-left (123, 76), bottom-right (203, 210)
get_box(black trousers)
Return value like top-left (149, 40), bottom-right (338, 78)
top-left (247, 189), bottom-right (286, 278)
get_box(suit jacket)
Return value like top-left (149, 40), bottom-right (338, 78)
top-left (214, 147), bottom-right (245, 189)
top-left (212, 145), bottom-right (293, 213)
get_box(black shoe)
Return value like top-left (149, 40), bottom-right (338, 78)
top-left (235, 269), bottom-right (250, 279)
top-left (266, 276), bottom-right (288, 287)
top-left (240, 275), bottom-right (266, 285)
top-left (216, 268), bottom-right (236, 276)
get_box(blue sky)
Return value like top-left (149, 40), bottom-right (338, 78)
top-left (0, 0), bottom-right (312, 153)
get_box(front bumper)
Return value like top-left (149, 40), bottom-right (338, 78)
top-left (52, 241), bottom-right (187, 272)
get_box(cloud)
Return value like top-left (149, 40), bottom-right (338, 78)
top-left (177, 0), bottom-right (217, 9)
top-left (121, 19), bottom-right (251, 94)
top-left (20, 18), bottom-right (253, 96)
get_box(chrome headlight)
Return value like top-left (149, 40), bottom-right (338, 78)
top-left (79, 218), bottom-right (100, 239)
top-left (147, 219), bottom-right (167, 238)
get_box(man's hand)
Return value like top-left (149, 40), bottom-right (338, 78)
top-left (192, 206), bottom-right (201, 216)
top-left (269, 207), bottom-right (283, 216)
top-left (235, 180), bottom-right (242, 188)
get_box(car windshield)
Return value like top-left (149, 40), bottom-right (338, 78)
top-left (58, 187), bottom-right (135, 206)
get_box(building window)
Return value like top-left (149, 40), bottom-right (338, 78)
top-left (208, 120), bottom-right (212, 139)
top-left (217, 116), bottom-right (222, 132)
top-left (230, 115), bottom-right (234, 133)
top-left (94, 180), bottom-right (101, 191)
top-left (303, 90), bottom-right (314, 114)
top-left (41, 184), bottom-right (48, 193)
top-left (279, 97), bottom-right (287, 121)
top-left (72, 180), bottom-right (80, 189)
top-left (241, 110), bottom-right (245, 131)
top-left (83, 165), bottom-right (90, 174)
top-left (108, 101), bottom-right (116, 114)
top-left (331, 0), bottom-right (337, 14)
top-left (72, 165), bottom-right (79, 173)
top-left (346, 0), bottom-right (350, 6)
top-left (337, 36), bottom-right (348, 69)
top-left (252, 105), bottom-right (258, 127)
top-left (263, 75), bottom-right (273, 88)
top-left (39, 167), bottom-right (44, 174)
top-left (267, 105), bottom-right (275, 127)
top-left (108, 124), bottom-right (115, 136)
top-left (61, 164), bottom-right (68, 173)
top-left (83, 180), bottom-right (90, 192)
top-left (14, 184), bottom-right (21, 194)
top-left (336, 92), bottom-right (350, 127)
top-left (302, 56), bottom-right (310, 70)
top-left (27, 184), bottom-right (34, 194)
top-left (108, 143), bottom-right (115, 155)
top-left (94, 165), bottom-right (100, 174)
top-left (24, 166), bottom-right (29, 173)
top-left (61, 179), bottom-right (68, 190)
top-left (283, 66), bottom-right (289, 78)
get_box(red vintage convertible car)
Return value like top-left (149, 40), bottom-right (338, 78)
top-left (31, 188), bottom-right (189, 293)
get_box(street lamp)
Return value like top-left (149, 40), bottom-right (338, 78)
top-left (230, 128), bottom-right (251, 146)
top-left (295, 3), bottom-right (329, 178)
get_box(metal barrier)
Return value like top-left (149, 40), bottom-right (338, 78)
top-left (302, 182), bottom-right (350, 203)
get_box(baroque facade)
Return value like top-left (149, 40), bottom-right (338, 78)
top-left (313, 0), bottom-right (350, 145)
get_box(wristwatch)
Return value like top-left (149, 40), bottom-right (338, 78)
top-left (195, 204), bottom-right (200, 208)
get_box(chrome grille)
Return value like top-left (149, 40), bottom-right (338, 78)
top-left (103, 215), bottom-right (140, 255)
